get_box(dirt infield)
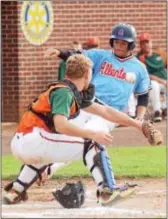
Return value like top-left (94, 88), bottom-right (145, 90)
top-left (2, 178), bottom-right (166, 218)
top-left (1, 122), bottom-right (167, 218)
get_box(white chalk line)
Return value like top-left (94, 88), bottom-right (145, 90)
top-left (2, 207), bottom-right (166, 218)
top-left (2, 212), bottom-right (44, 218)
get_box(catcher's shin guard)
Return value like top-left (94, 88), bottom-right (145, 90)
top-left (3, 164), bottom-right (47, 204)
top-left (83, 140), bottom-right (116, 190)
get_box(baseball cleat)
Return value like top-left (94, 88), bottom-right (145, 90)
top-left (98, 183), bottom-right (137, 206)
top-left (153, 111), bottom-right (162, 122)
top-left (3, 190), bottom-right (28, 205)
top-left (98, 188), bottom-right (120, 206)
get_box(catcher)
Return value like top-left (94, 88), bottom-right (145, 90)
top-left (3, 54), bottom-right (163, 208)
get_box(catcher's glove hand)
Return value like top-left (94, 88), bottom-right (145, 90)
top-left (142, 121), bottom-right (163, 146)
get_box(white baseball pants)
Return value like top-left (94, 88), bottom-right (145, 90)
top-left (124, 93), bottom-right (137, 117)
top-left (10, 111), bottom-right (116, 193)
top-left (11, 127), bottom-right (84, 165)
top-left (149, 80), bottom-right (166, 112)
top-left (11, 111), bottom-right (116, 165)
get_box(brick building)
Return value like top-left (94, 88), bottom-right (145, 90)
top-left (2, 0), bottom-right (167, 122)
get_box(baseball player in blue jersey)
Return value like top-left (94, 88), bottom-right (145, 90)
top-left (46, 23), bottom-right (150, 117)
top-left (41, 23), bottom-right (151, 204)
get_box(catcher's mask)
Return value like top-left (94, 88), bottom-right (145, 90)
top-left (52, 181), bottom-right (85, 208)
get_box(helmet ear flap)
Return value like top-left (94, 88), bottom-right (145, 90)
top-left (128, 42), bottom-right (136, 50)
top-left (109, 38), bottom-right (113, 47)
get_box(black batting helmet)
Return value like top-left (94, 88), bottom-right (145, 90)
top-left (109, 23), bottom-right (137, 50)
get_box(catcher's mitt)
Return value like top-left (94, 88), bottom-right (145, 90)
top-left (142, 121), bottom-right (163, 145)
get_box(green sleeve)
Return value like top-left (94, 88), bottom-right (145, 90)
top-left (49, 88), bottom-right (73, 118)
top-left (145, 54), bottom-right (167, 79)
top-left (146, 54), bottom-right (165, 70)
top-left (58, 61), bottom-right (66, 80)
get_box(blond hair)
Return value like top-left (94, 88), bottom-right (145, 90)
top-left (65, 54), bottom-right (93, 79)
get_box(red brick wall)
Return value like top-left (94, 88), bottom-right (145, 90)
top-left (2, 1), bottom-right (167, 122)
top-left (2, 1), bottom-right (19, 122)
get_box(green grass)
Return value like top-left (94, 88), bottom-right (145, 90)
top-left (2, 146), bottom-right (166, 180)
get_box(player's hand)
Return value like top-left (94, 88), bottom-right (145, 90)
top-left (44, 48), bottom-right (60, 58)
top-left (90, 132), bottom-right (113, 145)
